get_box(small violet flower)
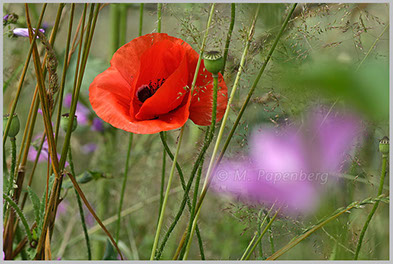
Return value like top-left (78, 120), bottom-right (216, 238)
top-left (28, 135), bottom-right (69, 167)
top-left (12, 28), bottom-right (45, 38)
top-left (3, 13), bottom-right (18, 26)
top-left (211, 108), bottom-right (363, 214)
top-left (92, 117), bottom-right (104, 132)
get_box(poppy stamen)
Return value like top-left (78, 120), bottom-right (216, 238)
top-left (136, 78), bottom-right (166, 103)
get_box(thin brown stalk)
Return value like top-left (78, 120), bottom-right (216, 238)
top-left (25, 4), bottom-right (64, 258)
top-left (2, 4), bottom-right (46, 145)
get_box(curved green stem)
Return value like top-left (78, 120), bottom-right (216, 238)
top-left (180, 74), bottom-right (218, 259)
top-left (181, 72), bottom-right (219, 259)
top-left (115, 133), bottom-right (133, 242)
top-left (3, 4), bottom-right (46, 144)
top-left (119, 4), bottom-right (127, 46)
top-left (157, 3), bottom-right (162, 33)
top-left (139, 4), bottom-right (144, 36)
top-left (68, 148), bottom-right (92, 260)
top-left (241, 205), bottom-right (275, 260)
top-left (3, 194), bottom-right (33, 244)
top-left (4, 137), bottom-right (17, 212)
top-left (267, 195), bottom-right (388, 260)
top-left (356, 23), bottom-right (388, 72)
top-left (150, 127), bottom-right (185, 260)
top-left (217, 3), bottom-right (297, 164)
top-left (158, 132), bottom-right (166, 221)
top-left (181, 5), bottom-right (261, 259)
top-left (156, 132), bottom-right (205, 259)
top-left (7, 138), bottom-right (17, 196)
top-left (222, 3), bottom-right (235, 75)
top-left (354, 153), bottom-right (388, 259)
top-left (243, 209), bottom-right (279, 260)
top-left (110, 4), bottom-right (120, 55)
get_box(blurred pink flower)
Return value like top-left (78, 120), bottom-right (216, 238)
top-left (28, 135), bottom-right (69, 167)
top-left (211, 108), bottom-right (363, 214)
top-left (13, 28), bottom-right (45, 38)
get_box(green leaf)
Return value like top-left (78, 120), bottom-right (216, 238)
top-left (38, 189), bottom-right (46, 238)
top-left (27, 186), bottom-right (41, 225)
top-left (102, 239), bottom-right (118, 260)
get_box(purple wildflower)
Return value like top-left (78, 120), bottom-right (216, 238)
top-left (211, 107), bottom-right (363, 214)
top-left (28, 135), bottom-right (69, 167)
top-left (12, 28), bottom-right (45, 38)
top-left (91, 117), bottom-right (104, 131)
top-left (3, 13), bottom-right (18, 26)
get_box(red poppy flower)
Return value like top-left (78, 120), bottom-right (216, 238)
top-left (89, 33), bottom-right (228, 134)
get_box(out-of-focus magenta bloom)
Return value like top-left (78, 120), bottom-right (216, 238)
top-left (28, 135), bottom-right (69, 167)
top-left (13, 28), bottom-right (45, 38)
top-left (92, 117), bottom-right (104, 131)
top-left (211, 108), bottom-right (363, 214)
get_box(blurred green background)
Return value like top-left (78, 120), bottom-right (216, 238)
top-left (3, 3), bottom-right (389, 260)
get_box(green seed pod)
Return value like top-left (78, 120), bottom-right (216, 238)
top-left (379, 136), bottom-right (389, 156)
top-left (203, 51), bottom-right (224, 75)
top-left (61, 113), bottom-right (78, 133)
top-left (3, 113), bottom-right (20, 138)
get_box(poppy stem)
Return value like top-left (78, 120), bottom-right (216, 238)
top-left (181, 72), bottom-right (219, 260)
top-left (354, 150), bottom-right (388, 259)
top-left (158, 132), bottom-right (166, 221)
top-left (181, 5), bottom-right (261, 259)
top-left (243, 209), bottom-right (280, 260)
top-left (110, 4), bottom-right (120, 54)
top-left (241, 205), bottom-right (275, 260)
top-left (4, 137), bottom-right (17, 210)
top-left (3, 3), bottom-right (45, 146)
top-left (67, 147), bottom-right (92, 260)
top-left (156, 132), bottom-right (205, 260)
top-left (119, 4), bottom-right (128, 46)
top-left (216, 3), bottom-right (297, 164)
top-left (189, 3), bottom-right (215, 94)
top-left (150, 127), bottom-right (185, 260)
top-left (115, 133), bottom-right (133, 243)
top-left (222, 3), bottom-right (236, 76)
top-left (157, 3), bottom-right (162, 33)
top-left (139, 3), bottom-right (144, 36)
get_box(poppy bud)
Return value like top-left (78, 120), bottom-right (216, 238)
top-left (379, 136), bottom-right (389, 156)
top-left (61, 113), bottom-right (77, 133)
top-left (203, 51), bottom-right (224, 75)
top-left (3, 113), bottom-right (20, 138)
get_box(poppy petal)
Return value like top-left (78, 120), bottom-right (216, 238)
top-left (189, 62), bottom-right (228, 126)
top-left (135, 51), bottom-right (189, 120)
top-left (90, 64), bottom-right (191, 134)
top-left (135, 39), bottom-right (186, 88)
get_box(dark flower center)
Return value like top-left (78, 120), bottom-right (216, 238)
top-left (136, 78), bottom-right (165, 103)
